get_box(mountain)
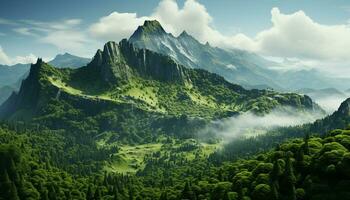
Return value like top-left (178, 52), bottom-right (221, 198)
top-left (0, 85), bottom-right (16, 105)
top-left (0, 63), bottom-right (30, 88)
top-left (129, 20), bottom-right (282, 89)
top-left (0, 53), bottom-right (91, 105)
top-left (295, 87), bottom-right (348, 113)
top-left (296, 87), bottom-right (347, 99)
top-left (129, 20), bottom-right (350, 92)
top-left (48, 52), bottom-right (91, 69)
top-left (278, 69), bottom-right (350, 91)
top-left (0, 40), bottom-right (323, 142)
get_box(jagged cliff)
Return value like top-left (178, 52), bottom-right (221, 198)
top-left (87, 39), bottom-right (191, 85)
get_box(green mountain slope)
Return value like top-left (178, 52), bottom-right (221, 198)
top-left (0, 40), bottom-right (322, 142)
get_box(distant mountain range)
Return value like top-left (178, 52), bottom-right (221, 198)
top-left (48, 53), bottom-right (91, 69)
top-left (296, 87), bottom-right (347, 99)
top-left (0, 63), bottom-right (30, 88)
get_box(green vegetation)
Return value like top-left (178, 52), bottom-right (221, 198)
top-left (1, 119), bottom-right (350, 199)
top-left (0, 41), bottom-right (338, 200)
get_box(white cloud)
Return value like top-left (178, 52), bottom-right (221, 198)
top-left (89, 12), bottom-right (149, 42)
top-left (0, 45), bottom-right (37, 65)
top-left (13, 27), bottom-right (38, 37)
top-left (2, 0), bottom-right (350, 75)
top-left (88, 1), bottom-right (350, 76)
top-left (88, 0), bottom-right (226, 45)
top-left (40, 30), bottom-right (95, 56)
top-left (236, 7), bottom-right (350, 61)
top-left (0, 17), bottom-right (98, 57)
top-left (12, 54), bottom-right (38, 65)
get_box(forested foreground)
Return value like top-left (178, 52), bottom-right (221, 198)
top-left (1, 122), bottom-right (350, 200)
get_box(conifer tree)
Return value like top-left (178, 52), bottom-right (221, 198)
top-left (86, 185), bottom-right (94, 200)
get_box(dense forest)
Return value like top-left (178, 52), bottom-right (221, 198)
top-left (1, 119), bottom-right (350, 199)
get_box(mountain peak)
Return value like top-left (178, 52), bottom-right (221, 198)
top-left (48, 52), bottom-right (90, 69)
top-left (36, 58), bottom-right (43, 65)
top-left (143, 20), bottom-right (162, 28)
top-left (129, 20), bottom-right (166, 40)
top-left (178, 30), bottom-right (197, 41)
top-left (338, 98), bottom-right (350, 116)
top-left (179, 30), bottom-right (190, 37)
top-left (88, 40), bottom-right (190, 85)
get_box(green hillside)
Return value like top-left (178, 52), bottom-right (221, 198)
top-left (0, 40), bottom-right (322, 145)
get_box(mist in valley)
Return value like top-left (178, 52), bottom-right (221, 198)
top-left (314, 96), bottom-right (347, 114)
top-left (199, 107), bottom-right (326, 142)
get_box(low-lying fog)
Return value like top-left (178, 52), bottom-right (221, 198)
top-left (199, 107), bottom-right (325, 141)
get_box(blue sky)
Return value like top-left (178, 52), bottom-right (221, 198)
top-left (1, 0), bottom-right (350, 76)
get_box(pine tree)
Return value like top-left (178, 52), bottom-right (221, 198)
top-left (159, 191), bottom-right (168, 200)
top-left (181, 181), bottom-right (196, 200)
top-left (8, 158), bottom-right (19, 185)
top-left (271, 182), bottom-right (279, 200)
top-left (283, 154), bottom-right (296, 200)
top-left (94, 187), bottom-right (102, 200)
top-left (303, 133), bottom-right (310, 155)
top-left (48, 184), bottom-right (57, 200)
top-left (270, 160), bottom-right (282, 183)
top-left (128, 187), bottom-right (134, 200)
top-left (0, 170), bottom-right (20, 200)
top-left (8, 182), bottom-right (20, 200)
top-left (86, 185), bottom-right (94, 200)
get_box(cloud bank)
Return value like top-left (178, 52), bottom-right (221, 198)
top-left (0, 46), bottom-right (37, 65)
top-left (89, 1), bottom-right (350, 61)
top-left (199, 108), bottom-right (324, 141)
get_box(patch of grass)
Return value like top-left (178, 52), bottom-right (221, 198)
top-left (104, 143), bottom-right (163, 174)
top-left (49, 77), bottom-right (83, 95)
top-left (101, 138), bottom-right (221, 174)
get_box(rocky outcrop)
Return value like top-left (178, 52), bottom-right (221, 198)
top-left (88, 39), bottom-right (191, 85)
top-left (337, 98), bottom-right (350, 116)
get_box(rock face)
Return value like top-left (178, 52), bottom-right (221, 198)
top-left (88, 39), bottom-right (191, 85)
